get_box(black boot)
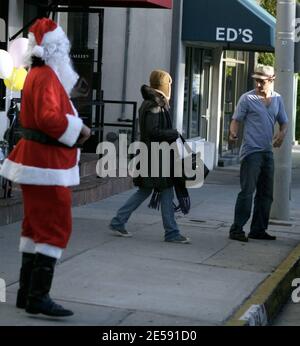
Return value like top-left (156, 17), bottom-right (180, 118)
top-left (16, 253), bottom-right (36, 309)
top-left (25, 253), bottom-right (73, 317)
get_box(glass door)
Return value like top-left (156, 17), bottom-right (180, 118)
top-left (221, 63), bottom-right (237, 155)
top-left (200, 60), bottom-right (211, 140)
top-left (190, 49), bottom-right (202, 138)
top-left (183, 47), bottom-right (212, 139)
top-left (219, 52), bottom-right (248, 159)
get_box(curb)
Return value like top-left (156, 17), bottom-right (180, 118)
top-left (226, 242), bottom-right (300, 326)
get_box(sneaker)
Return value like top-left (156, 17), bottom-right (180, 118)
top-left (229, 232), bottom-right (248, 242)
top-left (165, 234), bottom-right (191, 244)
top-left (248, 231), bottom-right (276, 240)
top-left (109, 225), bottom-right (132, 238)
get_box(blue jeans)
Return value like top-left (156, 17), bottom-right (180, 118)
top-left (230, 151), bottom-right (274, 235)
top-left (111, 187), bottom-right (180, 240)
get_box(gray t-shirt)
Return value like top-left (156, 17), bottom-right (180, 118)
top-left (232, 89), bottom-right (288, 161)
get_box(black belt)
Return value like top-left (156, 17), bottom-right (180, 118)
top-left (21, 128), bottom-right (74, 148)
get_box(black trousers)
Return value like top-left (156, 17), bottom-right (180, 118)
top-left (231, 151), bottom-right (274, 234)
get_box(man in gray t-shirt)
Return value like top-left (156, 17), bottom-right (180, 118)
top-left (229, 64), bottom-right (288, 242)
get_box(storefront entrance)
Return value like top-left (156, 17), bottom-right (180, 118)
top-left (181, 0), bottom-right (275, 167)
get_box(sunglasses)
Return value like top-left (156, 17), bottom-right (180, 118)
top-left (254, 78), bottom-right (272, 84)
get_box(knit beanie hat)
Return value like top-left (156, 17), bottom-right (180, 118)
top-left (150, 70), bottom-right (172, 99)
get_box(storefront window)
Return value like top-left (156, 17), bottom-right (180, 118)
top-left (201, 61), bottom-right (211, 138)
top-left (226, 51), bottom-right (236, 59)
top-left (190, 49), bottom-right (201, 138)
top-left (183, 47), bottom-right (212, 139)
top-left (237, 51), bottom-right (246, 61)
top-left (182, 76), bottom-right (189, 138)
top-left (222, 65), bottom-right (237, 154)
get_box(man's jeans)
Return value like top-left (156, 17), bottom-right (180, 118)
top-left (230, 151), bottom-right (274, 235)
top-left (111, 187), bottom-right (180, 241)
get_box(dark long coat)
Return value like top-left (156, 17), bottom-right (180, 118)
top-left (133, 85), bottom-right (179, 191)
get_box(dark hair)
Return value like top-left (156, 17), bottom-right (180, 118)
top-left (31, 56), bottom-right (45, 67)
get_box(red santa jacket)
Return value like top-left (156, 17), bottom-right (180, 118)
top-left (0, 65), bottom-right (83, 186)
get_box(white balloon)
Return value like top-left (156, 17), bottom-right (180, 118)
top-left (8, 38), bottom-right (29, 68)
top-left (0, 49), bottom-right (13, 79)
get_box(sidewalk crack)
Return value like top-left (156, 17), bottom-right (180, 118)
top-left (200, 243), bottom-right (230, 264)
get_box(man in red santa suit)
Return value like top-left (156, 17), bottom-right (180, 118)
top-left (0, 18), bottom-right (91, 317)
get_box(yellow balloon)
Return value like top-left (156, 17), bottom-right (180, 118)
top-left (4, 67), bottom-right (27, 91)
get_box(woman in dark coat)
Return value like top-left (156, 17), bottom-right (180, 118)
top-left (110, 70), bottom-right (190, 244)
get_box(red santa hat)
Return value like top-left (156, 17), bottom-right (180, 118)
top-left (28, 18), bottom-right (67, 59)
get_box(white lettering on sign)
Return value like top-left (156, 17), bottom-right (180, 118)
top-left (216, 27), bottom-right (226, 41)
top-left (227, 28), bottom-right (238, 42)
top-left (216, 27), bottom-right (253, 43)
top-left (70, 54), bottom-right (90, 59)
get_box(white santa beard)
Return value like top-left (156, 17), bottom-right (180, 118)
top-left (46, 55), bottom-right (79, 95)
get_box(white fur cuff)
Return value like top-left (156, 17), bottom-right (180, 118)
top-left (58, 114), bottom-right (83, 147)
top-left (19, 237), bottom-right (36, 254)
top-left (0, 158), bottom-right (80, 186)
top-left (35, 243), bottom-right (63, 259)
top-left (19, 237), bottom-right (63, 259)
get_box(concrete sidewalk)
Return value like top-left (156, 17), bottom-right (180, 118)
top-left (1, 153), bottom-right (300, 326)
